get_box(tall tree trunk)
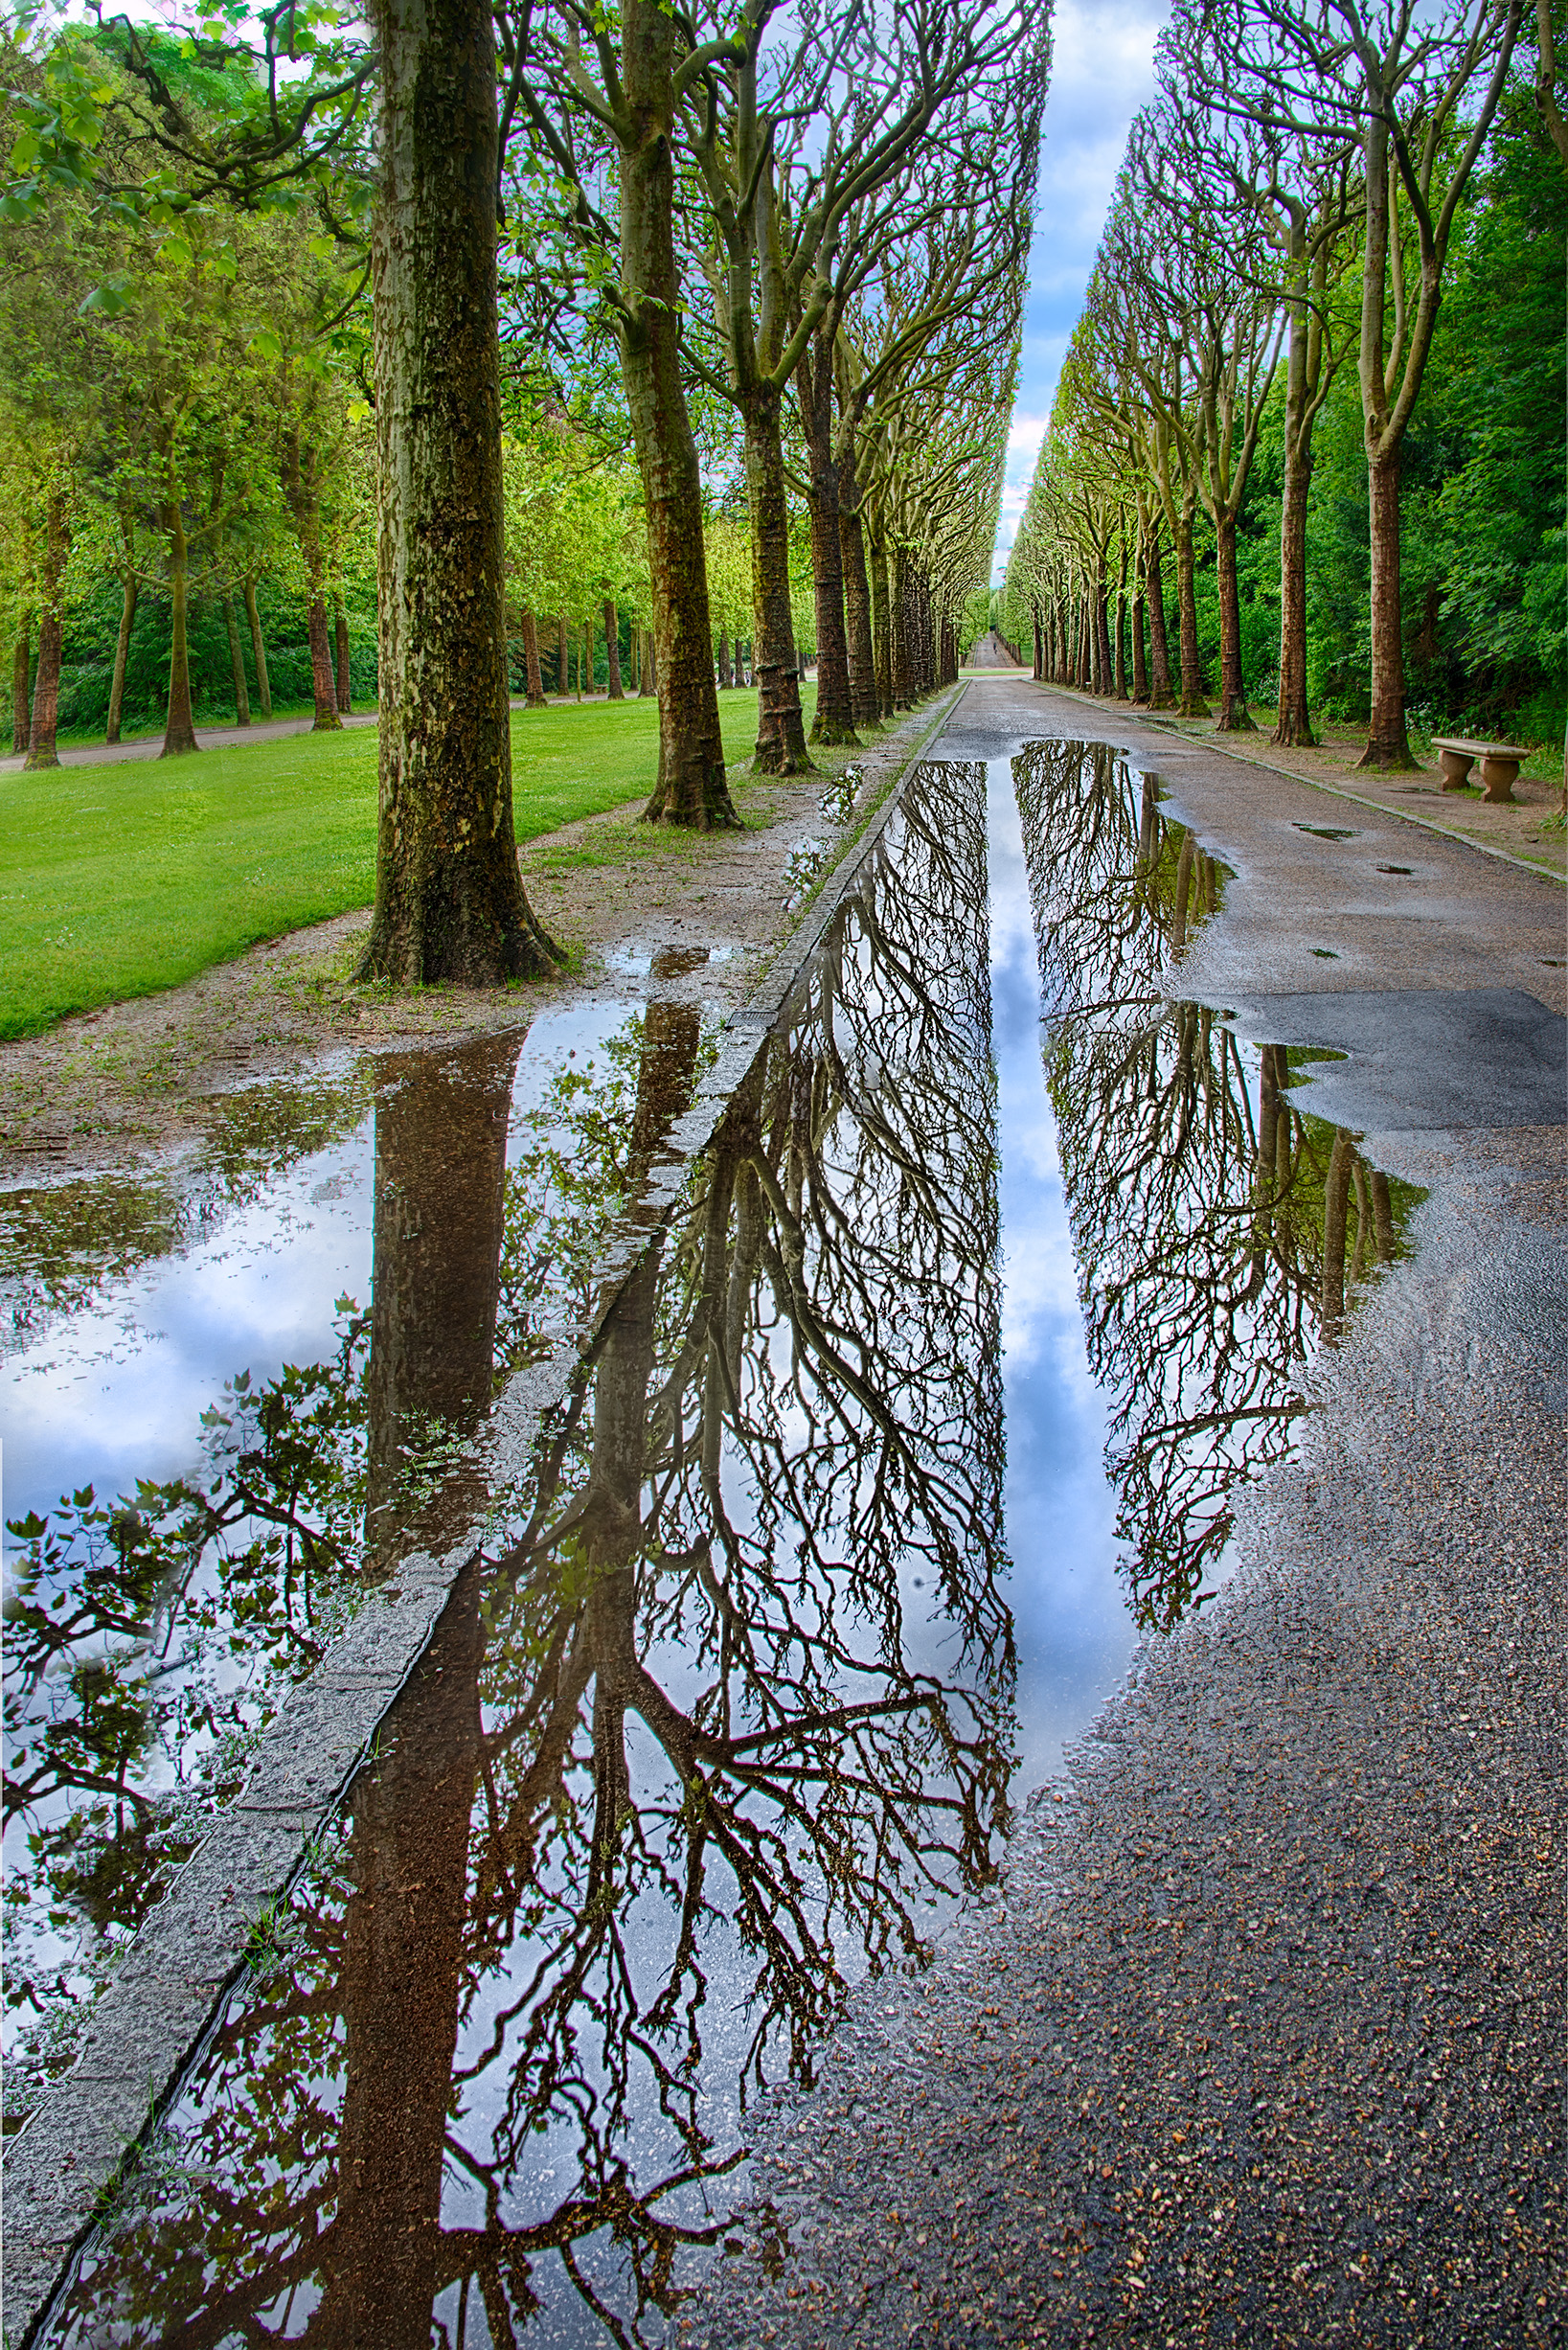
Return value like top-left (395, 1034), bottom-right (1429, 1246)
top-left (11, 609), bottom-right (31, 755)
top-left (744, 383), bottom-right (811, 772)
top-left (1359, 449), bottom-right (1414, 768)
top-left (556, 611), bottom-right (568, 696)
top-left (25, 493), bottom-right (69, 770)
top-left (838, 473), bottom-right (878, 730)
top-left (619, 0), bottom-right (736, 825)
top-left (1096, 576), bottom-right (1113, 694)
top-left (716, 625), bottom-right (732, 688)
top-left (521, 609), bottom-right (546, 706)
top-left (282, 424), bottom-right (342, 732)
top-left (889, 547), bottom-right (913, 709)
top-left (1130, 584), bottom-right (1148, 703)
top-left (105, 574), bottom-right (136, 744)
top-left (1145, 528), bottom-right (1175, 709)
top-left (243, 572), bottom-right (272, 716)
top-left (639, 626), bottom-right (656, 695)
top-left (603, 596), bottom-right (624, 697)
top-left (1275, 427), bottom-right (1313, 744)
top-left (306, 592), bottom-right (342, 729)
top-left (222, 593), bottom-right (251, 725)
top-left (798, 346), bottom-right (855, 746)
top-left (1034, 605), bottom-right (1043, 680)
top-left (161, 497), bottom-right (200, 757)
top-left (1173, 503), bottom-right (1209, 717)
top-left (1113, 574), bottom-right (1126, 700)
top-left (358, 0), bottom-right (559, 983)
top-left (1214, 512), bottom-right (1255, 731)
top-left (334, 592), bottom-right (352, 712)
top-left (869, 535), bottom-right (893, 719)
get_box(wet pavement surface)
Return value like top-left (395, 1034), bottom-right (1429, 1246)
top-left (4, 679), bottom-right (1563, 2345)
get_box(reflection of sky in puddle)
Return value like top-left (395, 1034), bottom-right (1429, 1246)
top-left (987, 758), bottom-right (1127, 1789)
top-left (21, 740), bottom-right (1416, 2350)
top-left (0, 1003), bottom-right (642, 1530)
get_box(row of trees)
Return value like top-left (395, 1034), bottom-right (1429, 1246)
top-left (1001, 0), bottom-right (1566, 770)
top-left (7, 0), bottom-right (1041, 990)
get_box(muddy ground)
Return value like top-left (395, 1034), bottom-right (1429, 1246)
top-left (0, 696), bottom-right (957, 1181)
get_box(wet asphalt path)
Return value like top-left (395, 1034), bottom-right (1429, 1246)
top-left (681, 681), bottom-right (1565, 2346)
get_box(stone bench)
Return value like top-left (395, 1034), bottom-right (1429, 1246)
top-left (1432, 736), bottom-right (1531, 804)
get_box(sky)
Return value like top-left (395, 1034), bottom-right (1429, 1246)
top-left (991, 0), bottom-right (1170, 585)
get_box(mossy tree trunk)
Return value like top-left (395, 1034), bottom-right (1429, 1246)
top-left (797, 335), bottom-right (855, 746)
top-left (161, 492), bottom-right (200, 757)
top-left (358, 0), bottom-right (559, 985)
top-left (618, 0), bottom-right (735, 827)
top-left (838, 469), bottom-right (878, 732)
top-left (334, 592), bottom-right (352, 712)
top-left (11, 610), bottom-right (31, 756)
top-left (24, 493), bottom-right (69, 770)
top-left (222, 593), bottom-right (251, 724)
top-left (243, 572), bottom-right (272, 716)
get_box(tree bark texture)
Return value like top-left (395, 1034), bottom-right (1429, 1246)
top-left (639, 626), bottom-right (655, 695)
top-left (1145, 530), bottom-right (1175, 709)
top-left (890, 547), bottom-right (913, 709)
top-left (716, 626), bottom-right (732, 688)
top-left (868, 536), bottom-right (893, 718)
top-left (360, 0), bottom-right (558, 983)
top-left (620, 0), bottom-right (737, 825)
top-left (307, 593), bottom-right (342, 730)
top-left (24, 494), bottom-right (69, 770)
top-left (1130, 591), bottom-right (1148, 703)
top-left (106, 573), bottom-right (136, 743)
top-left (334, 593), bottom-right (352, 712)
top-left (1214, 513), bottom-right (1255, 732)
top-left (1173, 506), bottom-right (1209, 718)
top-left (744, 383), bottom-right (811, 771)
top-left (798, 344), bottom-right (855, 745)
top-left (1359, 450), bottom-right (1415, 768)
top-left (521, 608), bottom-right (546, 706)
top-left (839, 491), bottom-right (878, 730)
top-left (161, 498), bottom-right (200, 757)
top-left (603, 597), bottom-right (624, 697)
top-left (11, 611), bottom-right (31, 756)
top-left (283, 425), bottom-right (342, 733)
top-left (223, 593), bottom-right (251, 725)
top-left (243, 574), bottom-right (272, 716)
top-left (1034, 605), bottom-right (1043, 680)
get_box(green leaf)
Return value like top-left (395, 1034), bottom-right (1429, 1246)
top-left (249, 326), bottom-right (284, 363)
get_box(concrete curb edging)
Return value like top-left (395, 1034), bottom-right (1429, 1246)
top-left (0, 684), bottom-right (964, 2349)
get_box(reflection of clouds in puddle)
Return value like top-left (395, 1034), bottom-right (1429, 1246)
top-left (606, 942), bottom-right (736, 976)
top-left (2, 1003), bottom-right (651, 1530)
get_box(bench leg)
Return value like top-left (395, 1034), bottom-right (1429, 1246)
top-left (1437, 747), bottom-right (1475, 791)
top-left (1479, 756), bottom-right (1520, 804)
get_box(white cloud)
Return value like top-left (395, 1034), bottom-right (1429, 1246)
top-left (991, 0), bottom-right (1169, 582)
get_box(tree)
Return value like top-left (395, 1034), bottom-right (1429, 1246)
top-left (357, 0), bottom-right (561, 978)
top-left (1211, 0), bottom-right (1525, 766)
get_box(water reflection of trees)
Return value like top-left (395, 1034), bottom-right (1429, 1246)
top-left (1015, 739), bottom-right (1417, 1630)
top-left (45, 767), bottom-right (1014, 2348)
top-left (2, 1021), bottom-right (703, 2123)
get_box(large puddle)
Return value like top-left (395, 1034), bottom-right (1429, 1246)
top-left (4, 745), bottom-right (1420, 2344)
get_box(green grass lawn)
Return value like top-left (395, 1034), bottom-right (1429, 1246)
top-left (0, 689), bottom-right (803, 1039)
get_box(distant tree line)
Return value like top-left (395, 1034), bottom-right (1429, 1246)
top-left (1001, 0), bottom-right (1566, 772)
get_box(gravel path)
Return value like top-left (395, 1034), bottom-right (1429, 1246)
top-left (682, 1166), bottom-right (1564, 2346)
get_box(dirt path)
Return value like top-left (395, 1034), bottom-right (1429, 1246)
top-left (0, 695), bottom-right (958, 1178)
